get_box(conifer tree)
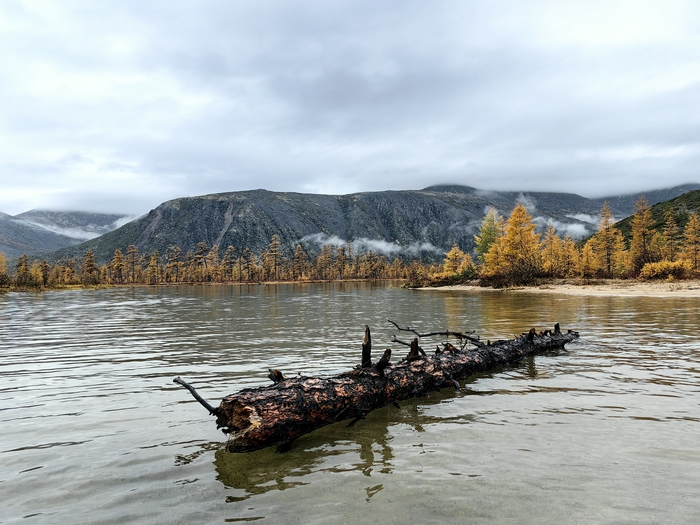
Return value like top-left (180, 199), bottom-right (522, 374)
top-left (221, 245), bottom-right (237, 282)
top-left (110, 249), bottom-right (126, 284)
top-left (126, 245), bottom-right (139, 283)
top-left (474, 207), bottom-right (503, 264)
top-left (0, 252), bottom-right (10, 287)
top-left (166, 245), bottom-right (183, 283)
top-left (15, 254), bottom-right (30, 287)
top-left (483, 203), bottom-right (542, 284)
top-left (541, 222), bottom-right (563, 278)
top-left (630, 196), bottom-right (657, 274)
top-left (267, 235), bottom-right (282, 280)
top-left (443, 243), bottom-right (466, 275)
top-left (81, 250), bottom-right (100, 285)
top-left (579, 242), bottom-right (598, 278)
top-left (682, 212), bottom-right (700, 274)
top-left (589, 202), bottom-right (625, 278)
top-left (292, 244), bottom-right (309, 280)
top-left (660, 209), bottom-right (679, 262)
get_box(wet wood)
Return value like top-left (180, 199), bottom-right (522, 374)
top-left (204, 322), bottom-right (579, 453)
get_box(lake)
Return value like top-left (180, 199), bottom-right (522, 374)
top-left (1, 283), bottom-right (699, 524)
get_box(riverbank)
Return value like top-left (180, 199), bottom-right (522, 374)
top-left (422, 279), bottom-right (700, 298)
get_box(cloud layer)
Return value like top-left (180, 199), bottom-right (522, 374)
top-left (1, 0), bottom-right (699, 215)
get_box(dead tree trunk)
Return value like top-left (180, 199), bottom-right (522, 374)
top-left (176, 322), bottom-right (579, 453)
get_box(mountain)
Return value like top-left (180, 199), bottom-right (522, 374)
top-left (0, 211), bottom-right (129, 259)
top-left (48, 185), bottom-right (610, 265)
top-left (592, 183), bottom-right (700, 217)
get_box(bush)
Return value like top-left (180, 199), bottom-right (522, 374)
top-left (638, 260), bottom-right (689, 280)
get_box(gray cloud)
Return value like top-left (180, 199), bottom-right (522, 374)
top-left (1, 0), bottom-right (699, 215)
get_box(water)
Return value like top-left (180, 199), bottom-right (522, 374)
top-left (1, 283), bottom-right (699, 524)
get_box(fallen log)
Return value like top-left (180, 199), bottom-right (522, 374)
top-left (175, 322), bottom-right (579, 453)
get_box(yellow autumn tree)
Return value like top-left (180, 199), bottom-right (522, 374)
top-left (474, 207), bottom-right (504, 265)
top-left (681, 212), bottom-right (700, 275)
top-left (541, 222), bottom-right (563, 277)
top-left (630, 196), bottom-right (659, 274)
top-left (441, 243), bottom-right (475, 279)
top-left (588, 202), bottom-right (627, 278)
top-left (482, 203), bottom-right (542, 285)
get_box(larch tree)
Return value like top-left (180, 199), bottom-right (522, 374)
top-left (681, 212), bottom-right (700, 274)
top-left (579, 242), bottom-right (598, 278)
top-left (541, 222), bottom-right (563, 278)
top-left (126, 245), bottom-right (139, 283)
top-left (589, 202), bottom-right (626, 278)
top-left (268, 235), bottom-right (282, 280)
top-left (474, 207), bottom-right (504, 265)
top-left (630, 196), bottom-right (657, 274)
top-left (660, 209), bottom-right (679, 262)
top-left (111, 249), bottom-right (126, 284)
top-left (483, 203), bottom-right (542, 285)
top-left (166, 245), bottom-right (183, 283)
top-left (81, 250), bottom-right (100, 285)
top-left (292, 244), bottom-right (309, 280)
top-left (0, 251), bottom-right (10, 287)
top-left (221, 245), bottom-right (237, 282)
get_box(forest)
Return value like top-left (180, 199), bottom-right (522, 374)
top-left (1, 196), bottom-right (699, 291)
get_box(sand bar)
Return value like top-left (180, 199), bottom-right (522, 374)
top-left (424, 280), bottom-right (700, 298)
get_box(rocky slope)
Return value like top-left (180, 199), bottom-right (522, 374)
top-left (48, 185), bottom-right (608, 264)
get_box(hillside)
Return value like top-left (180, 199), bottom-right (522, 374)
top-left (614, 189), bottom-right (700, 240)
top-left (49, 186), bottom-right (607, 264)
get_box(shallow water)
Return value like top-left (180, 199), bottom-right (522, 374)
top-left (1, 283), bottom-right (699, 524)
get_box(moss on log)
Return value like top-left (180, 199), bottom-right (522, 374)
top-left (212, 323), bottom-right (579, 452)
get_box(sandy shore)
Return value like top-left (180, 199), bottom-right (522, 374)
top-left (424, 280), bottom-right (700, 298)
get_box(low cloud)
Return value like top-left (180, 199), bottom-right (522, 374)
top-left (517, 194), bottom-right (538, 213)
top-left (566, 213), bottom-right (599, 225)
top-left (535, 217), bottom-right (592, 240)
top-left (300, 233), bottom-right (443, 256)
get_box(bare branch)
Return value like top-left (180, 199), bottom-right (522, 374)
top-left (387, 319), bottom-right (486, 348)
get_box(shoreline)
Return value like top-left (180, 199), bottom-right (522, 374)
top-left (421, 279), bottom-right (700, 298)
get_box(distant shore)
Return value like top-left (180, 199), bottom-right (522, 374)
top-left (421, 279), bottom-right (700, 298)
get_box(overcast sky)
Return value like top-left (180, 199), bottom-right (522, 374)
top-left (1, 0), bottom-right (699, 216)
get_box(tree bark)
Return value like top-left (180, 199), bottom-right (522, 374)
top-left (209, 323), bottom-right (579, 453)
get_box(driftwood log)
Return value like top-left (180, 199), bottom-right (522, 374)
top-left (175, 321), bottom-right (579, 452)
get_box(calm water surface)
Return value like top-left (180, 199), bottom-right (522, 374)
top-left (1, 283), bottom-right (699, 524)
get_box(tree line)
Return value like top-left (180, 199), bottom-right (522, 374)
top-left (1, 196), bottom-right (699, 291)
top-left (420, 196), bottom-right (700, 287)
top-left (0, 236), bottom-right (432, 290)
